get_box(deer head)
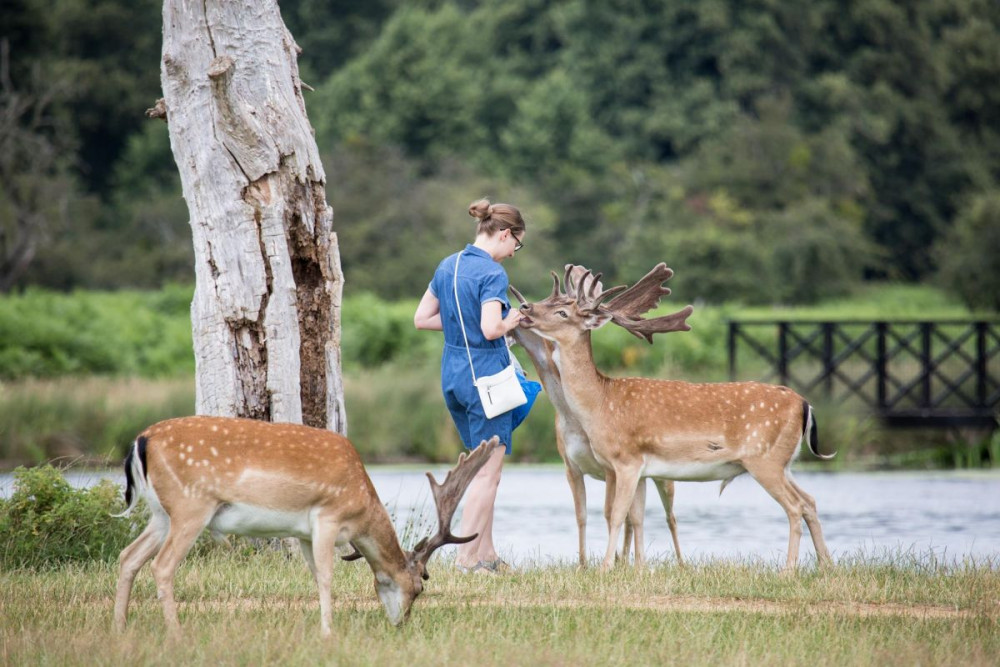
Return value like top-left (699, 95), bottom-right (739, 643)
top-left (342, 437), bottom-right (501, 624)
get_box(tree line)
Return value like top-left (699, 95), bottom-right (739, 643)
top-left (2, 0), bottom-right (998, 308)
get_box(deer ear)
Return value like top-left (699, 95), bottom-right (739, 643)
top-left (583, 310), bottom-right (613, 330)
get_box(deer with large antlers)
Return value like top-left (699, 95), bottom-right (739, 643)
top-left (114, 416), bottom-right (499, 635)
top-left (515, 264), bottom-right (834, 571)
top-left (509, 265), bottom-right (684, 568)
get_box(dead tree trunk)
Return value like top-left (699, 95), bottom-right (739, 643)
top-left (159, 0), bottom-right (345, 433)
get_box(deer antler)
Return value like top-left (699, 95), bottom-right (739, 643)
top-left (513, 263), bottom-right (693, 344)
top-left (571, 270), bottom-right (628, 312)
top-left (603, 263), bottom-right (674, 320)
top-left (602, 263), bottom-right (694, 343)
top-left (410, 438), bottom-right (502, 572)
top-left (610, 305), bottom-right (694, 343)
top-left (570, 263), bottom-right (694, 343)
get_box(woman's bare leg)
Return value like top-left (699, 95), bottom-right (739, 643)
top-left (455, 446), bottom-right (505, 567)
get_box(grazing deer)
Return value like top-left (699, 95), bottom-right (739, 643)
top-left (509, 265), bottom-right (685, 568)
top-left (516, 264), bottom-right (834, 571)
top-left (114, 415), bottom-right (499, 635)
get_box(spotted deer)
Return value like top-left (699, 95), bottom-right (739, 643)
top-left (509, 265), bottom-right (686, 568)
top-left (114, 415), bottom-right (500, 635)
top-left (516, 264), bottom-right (834, 571)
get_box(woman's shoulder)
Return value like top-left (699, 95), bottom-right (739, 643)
top-left (433, 251), bottom-right (461, 274)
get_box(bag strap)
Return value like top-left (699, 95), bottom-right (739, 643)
top-left (453, 252), bottom-right (478, 384)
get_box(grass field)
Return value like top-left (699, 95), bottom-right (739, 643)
top-left (2, 548), bottom-right (997, 666)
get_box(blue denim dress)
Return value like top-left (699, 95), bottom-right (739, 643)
top-left (430, 245), bottom-right (537, 454)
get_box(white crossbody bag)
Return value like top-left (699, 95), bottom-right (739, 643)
top-left (453, 252), bottom-right (527, 419)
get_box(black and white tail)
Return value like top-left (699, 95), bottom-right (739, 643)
top-left (112, 436), bottom-right (148, 517)
top-left (802, 402), bottom-right (835, 460)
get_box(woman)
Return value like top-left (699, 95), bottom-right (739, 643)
top-left (413, 198), bottom-right (532, 572)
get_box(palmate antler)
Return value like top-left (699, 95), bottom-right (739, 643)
top-left (409, 437), bottom-right (501, 573)
top-left (602, 263), bottom-right (694, 343)
top-left (510, 263), bottom-right (693, 344)
top-left (518, 264), bottom-right (693, 344)
top-left (342, 438), bottom-right (501, 568)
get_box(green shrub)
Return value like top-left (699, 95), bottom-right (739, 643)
top-left (936, 190), bottom-right (1000, 312)
top-left (0, 465), bottom-right (142, 570)
top-left (0, 287), bottom-right (195, 379)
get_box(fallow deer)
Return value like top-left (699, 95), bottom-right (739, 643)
top-left (114, 415), bottom-right (500, 635)
top-left (516, 264), bottom-right (834, 571)
top-left (509, 265), bottom-right (685, 568)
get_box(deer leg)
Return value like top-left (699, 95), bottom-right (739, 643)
top-left (299, 539), bottom-right (318, 582)
top-left (311, 519), bottom-right (340, 638)
top-left (745, 464), bottom-right (805, 572)
top-left (603, 469), bottom-right (631, 564)
top-left (628, 479), bottom-right (647, 568)
top-left (114, 516), bottom-right (168, 631)
top-left (653, 479), bottom-right (684, 567)
top-left (564, 464), bottom-right (588, 568)
top-left (788, 477), bottom-right (833, 567)
top-left (602, 464), bottom-right (641, 571)
top-left (149, 509), bottom-right (213, 635)
top-left (621, 518), bottom-right (634, 564)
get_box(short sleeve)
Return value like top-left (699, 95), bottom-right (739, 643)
top-left (428, 256), bottom-right (449, 298)
top-left (479, 268), bottom-right (509, 308)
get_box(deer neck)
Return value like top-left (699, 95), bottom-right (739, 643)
top-left (353, 504), bottom-right (410, 582)
top-left (550, 332), bottom-right (607, 416)
top-left (512, 330), bottom-right (564, 402)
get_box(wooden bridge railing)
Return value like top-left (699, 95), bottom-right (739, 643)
top-left (727, 320), bottom-right (1000, 428)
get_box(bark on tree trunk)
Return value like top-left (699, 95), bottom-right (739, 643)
top-left (160, 0), bottom-right (345, 433)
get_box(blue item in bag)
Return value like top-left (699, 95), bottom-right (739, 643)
top-left (511, 370), bottom-right (542, 430)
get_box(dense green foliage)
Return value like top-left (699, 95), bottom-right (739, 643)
top-left (0, 284), bottom-right (990, 466)
top-left (3, 282), bottom-right (981, 381)
top-left (0, 465), bottom-right (139, 569)
top-left (0, 284), bottom-right (194, 378)
top-left (3, 0), bottom-right (999, 306)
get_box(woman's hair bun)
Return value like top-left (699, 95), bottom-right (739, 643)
top-left (468, 198), bottom-right (492, 222)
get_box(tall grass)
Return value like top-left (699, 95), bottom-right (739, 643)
top-left (1, 548), bottom-right (996, 665)
top-left (0, 377), bottom-right (195, 465)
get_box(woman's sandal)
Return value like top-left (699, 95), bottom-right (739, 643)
top-left (457, 560), bottom-right (510, 574)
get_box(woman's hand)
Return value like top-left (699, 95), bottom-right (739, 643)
top-left (502, 309), bottom-right (523, 332)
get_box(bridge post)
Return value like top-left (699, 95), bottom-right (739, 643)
top-left (977, 322), bottom-right (988, 409)
top-left (921, 323), bottom-right (933, 409)
top-left (822, 323), bottom-right (834, 398)
top-left (876, 322), bottom-right (888, 411)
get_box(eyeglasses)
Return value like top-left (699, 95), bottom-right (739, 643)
top-left (510, 231), bottom-right (524, 252)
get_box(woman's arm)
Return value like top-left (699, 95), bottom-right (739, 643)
top-left (414, 289), bottom-right (443, 331)
top-left (480, 301), bottom-right (522, 340)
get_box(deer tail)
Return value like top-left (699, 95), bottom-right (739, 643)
top-left (112, 436), bottom-right (148, 517)
top-left (803, 402), bottom-right (835, 460)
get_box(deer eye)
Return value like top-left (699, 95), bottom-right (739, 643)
top-left (556, 310), bottom-right (569, 319)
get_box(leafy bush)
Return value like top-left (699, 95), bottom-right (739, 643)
top-left (0, 465), bottom-right (142, 570)
top-left (0, 286), bottom-right (195, 379)
top-left (936, 190), bottom-right (1000, 312)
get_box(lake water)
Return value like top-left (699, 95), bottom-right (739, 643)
top-left (3, 466), bottom-right (998, 567)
